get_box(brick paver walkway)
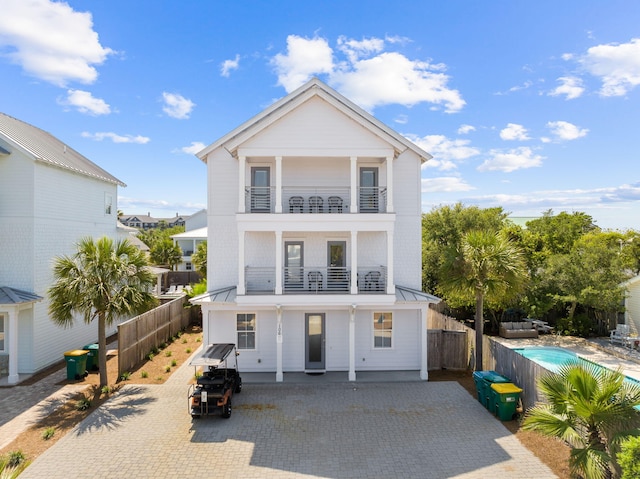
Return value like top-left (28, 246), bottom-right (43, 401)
top-left (16, 360), bottom-right (556, 479)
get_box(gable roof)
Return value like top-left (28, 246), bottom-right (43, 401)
top-left (197, 78), bottom-right (432, 163)
top-left (0, 286), bottom-right (43, 306)
top-left (0, 112), bottom-right (125, 187)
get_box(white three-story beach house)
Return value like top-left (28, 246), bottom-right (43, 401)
top-left (193, 78), bottom-right (439, 381)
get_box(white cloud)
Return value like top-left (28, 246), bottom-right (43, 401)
top-left (180, 141), bottom-right (206, 155)
top-left (270, 34), bottom-right (465, 113)
top-left (61, 89), bottom-right (110, 115)
top-left (221, 54), bottom-right (240, 77)
top-left (161, 92), bottom-right (195, 119)
top-left (271, 35), bottom-right (334, 92)
top-left (409, 134), bottom-right (480, 171)
top-left (81, 131), bottom-right (150, 144)
top-left (549, 76), bottom-right (585, 100)
top-left (478, 147), bottom-right (544, 172)
top-left (422, 176), bottom-right (474, 193)
top-left (0, 0), bottom-right (114, 87)
top-left (500, 123), bottom-right (530, 141)
top-left (577, 38), bottom-right (640, 96)
top-left (457, 124), bottom-right (476, 134)
top-left (546, 120), bottom-right (588, 141)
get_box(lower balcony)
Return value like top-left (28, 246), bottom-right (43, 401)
top-left (244, 266), bottom-right (387, 295)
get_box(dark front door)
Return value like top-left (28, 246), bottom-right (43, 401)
top-left (251, 167), bottom-right (270, 212)
top-left (305, 313), bottom-right (325, 371)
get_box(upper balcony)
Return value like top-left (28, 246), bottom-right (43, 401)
top-left (244, 186), bottom-right (388, 214)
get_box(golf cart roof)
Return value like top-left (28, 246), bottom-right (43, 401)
top-left (190, 343), bottom-right (236, 367)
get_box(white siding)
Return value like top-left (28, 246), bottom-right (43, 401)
top-left (626, 278), bottom-right (640, 335)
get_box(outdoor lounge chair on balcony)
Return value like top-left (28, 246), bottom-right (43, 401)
top-left (308, 196), bottom-right (323, 213)
top-left (328, 196), bottom-right (343, 213)
top-left (308, 271), bottom-right (323, 292)
top-left (289, 196), bottom-right (304, 213)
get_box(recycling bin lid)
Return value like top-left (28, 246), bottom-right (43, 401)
top-left (491, 383), bottom-right (522, 394)
top-left (484, 372), bottom-right (511, 383)
top-left (64, 350), bottom-right (88, 357)
top-left (83, 344), bottom-right (99, 350)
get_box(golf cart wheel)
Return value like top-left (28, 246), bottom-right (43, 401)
top-left (235, 378), bottom-right (242, 393)
top-left (221, 398), bottom-right (232, 418)
top-left (191, 414), bottom-right (201, 419)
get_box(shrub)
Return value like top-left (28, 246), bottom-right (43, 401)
top-left (75, 397), bottom-right (91, 411)
top-left (141, 370), bottom-right (149, 378)
top-left (41, 427), bottom-right (55, 440)
top-left (6, 451), bottom-right (26, 468)
top-left (171, 359), bottom-right (177, 367)
top-left (165, 351), bottom-right (172, 357)
top-left (186, 348), bottom-right (192, 354)
top-left (119, 371), bottom-right (131, 381)
top-left (164, 365), bottom-right (171, 373)
top-left (620, 436), bottom-right (640, 479)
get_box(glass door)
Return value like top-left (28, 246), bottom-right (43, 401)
top-left (327, 241), bottom-right (348, 291)
top-left (284, 241), bottom-right (303, 291)
top-left (359, 167), bottom-right (378, 212)
top-left (305, 313), bottom-right (325, 371)
top-left (251, 167), bottom-right (270, 212)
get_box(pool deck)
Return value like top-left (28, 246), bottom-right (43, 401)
top-left (495, 334), bottom-right (640, 382)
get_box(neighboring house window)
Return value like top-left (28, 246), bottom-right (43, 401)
top-left (104, 193), bottom-right (113, 215)
top-left (0, 314), bottom-right (5, 351)
top-left (185, 262), bottom-right (192, 271)
top-left (373, 312), bottom-right (392, 348)
top-left (237, 313), bottom-right (256, 350)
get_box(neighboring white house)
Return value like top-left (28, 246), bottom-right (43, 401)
top-left (193, 78), bottom-right (440, 381)
top-left (624, 275), bottom-right (640, 335)
top-left (0, 112), bottom-right (125, 384)
top-left (185, 208), bottom-right (207, 230)
top-left (171, 226), bottom-right (207, 272)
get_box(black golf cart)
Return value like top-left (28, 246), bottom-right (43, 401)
top-left (188, 343), bottom-right (242, 419)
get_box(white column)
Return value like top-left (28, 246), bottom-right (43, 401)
top-left (238, 156), bottom-right (246, 213)
top-left (275, 156), bottom-right (282, 213)
top-left (238, 230), bottom-right (246, 295)
top-left (349, 304), bottom-right (356, 381)
top-left (386, 230), bottom-right (394, 294)
top-left (350, 156), bottom-right (358, 213)
top-left (202, 307), bottom-right (210, 345)
top-left (275, 230), bottom-right (283, 295)
top-left (420, 306), bottom-right (428, 380)
top-left (276, 305), bottom-right (283, 382)
top-left (350, 230), bottom-right (358, 295)
top-left (8, 307), bottom-right (19, 384)
top-left (386, 155), bottom-right (394, 213)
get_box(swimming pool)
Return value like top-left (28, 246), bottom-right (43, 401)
top-left (514, 347), bottom-right (579, 373)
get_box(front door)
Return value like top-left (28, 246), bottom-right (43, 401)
top-left (305, 313), bottom-right (325, 371)
top-left (327, 241), bottom-right (347, 291)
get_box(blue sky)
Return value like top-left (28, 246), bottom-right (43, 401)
top-left (1, 1), bottom-right (639, 230)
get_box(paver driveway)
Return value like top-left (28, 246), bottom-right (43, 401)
top-left (19, 361), bottom-right (556, 479)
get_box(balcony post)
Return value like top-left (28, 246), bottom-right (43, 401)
top-left (276, 305), bottom-right (283, 382)
top-left (386, 154), bottom-right (393, 213)
top-left (349, 304), bottom-right (356, 381)
top-left (386, 230), bottom-right (394, 294)
top-left (238, 230), bottom-right (246, 295)
top-left (350, 156), bottom-right (358, 213)
top-left (238, 156), bottom-right (246, 213)
top-left (420, 306), bottom-right (428, 380)
top-left (275, 156), bottom-right (282, 213)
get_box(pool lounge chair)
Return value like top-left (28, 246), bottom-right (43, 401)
top-left (610, 324), bottom-right (631, 346)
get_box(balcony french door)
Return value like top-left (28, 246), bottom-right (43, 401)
top-left (327, 241), bottom-right (348, 292)
top-left (251, 167), bottom-right (270, 212)
top-left (359, 167), bottom-right (378, 212)
top-left (284, 241), bottom-right (303, 291)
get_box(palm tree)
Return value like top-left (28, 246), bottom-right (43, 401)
top-left (522, 363), bottom-right (640, 479)
top-left (150, 238), bottom-right (182, 271)
top-left (440, 230), bottom-right (527, 370)
top-left (191, 240), bottom-right (207, 277)
top-left (48, 237), bottom-right (157, 387)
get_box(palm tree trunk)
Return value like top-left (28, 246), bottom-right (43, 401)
top-left (475, 288), bottom-right (484, 371)
top-left (98, 312), bottom-right (108, 387)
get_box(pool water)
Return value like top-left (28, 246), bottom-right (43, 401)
top-left (514, 347), bottom-right (579, 373)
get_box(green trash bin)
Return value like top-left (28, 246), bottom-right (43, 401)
top-left (63, 350), bottom-right (88, 380)
top-left (489, 382), bottom-right (523, 420)
top-left (474, 371), bottom-right (511, 409)
top-left (83, 343), bottom-right (99, 371)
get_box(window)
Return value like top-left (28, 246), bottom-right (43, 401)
top-left (0, 314), bottom-right (5, 351)
top-left (104, 193), bottom-right (113, 215)
top-left (237, 313), bottom-right (256, 350)
top-left (185, 262), bottom-right (192, 271)
top-left (373, 312), bottom-right (392, 348)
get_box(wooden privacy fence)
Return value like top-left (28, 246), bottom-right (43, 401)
top-left (118, 296), bottom-right (191, 377)
top-left (427, 329), bottom-right (469, 370)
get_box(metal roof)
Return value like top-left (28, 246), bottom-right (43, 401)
top-left (190, 286), bottom-right (237, 305)
top-left (0, 286), bottom-right (43, 306)
top-left (395, 286), bottom-right (441, 303)
top-left (0, 112), bottom-right (125, 187)
top-left (190, 343), bottom-right (236, 367)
